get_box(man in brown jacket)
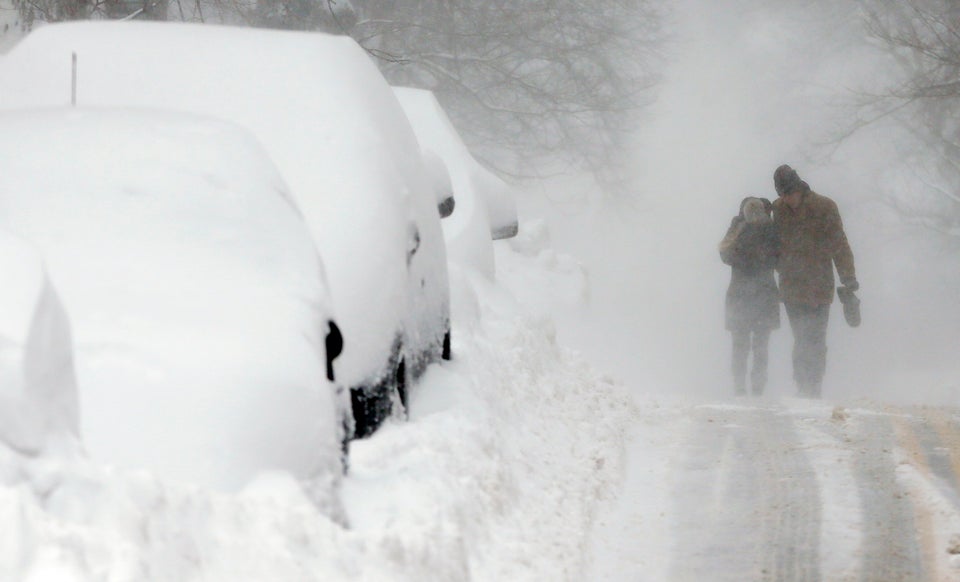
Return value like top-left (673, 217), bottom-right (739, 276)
top-left (772, 164), bottom-right (858, 397)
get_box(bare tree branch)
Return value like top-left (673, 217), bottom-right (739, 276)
top-left (847, 0), bottom-right (960, 241)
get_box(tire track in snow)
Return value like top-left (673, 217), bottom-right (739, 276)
top-left (891, 410), bottom-right (953, 582)
top-left (915, 409), bottom-right (960, 511)
top-left (846, 411), bottom-right (925, 582)
top-left (790, 410), bottom-right (863, 582)
top-left (884, 407), bottom-right (960, 581)
top-left (594, 402), bottom-right (960, 581)
top-left (668, 406), bottom-right (820, 582)
top-left (755, 410), bottom-right (821, 582)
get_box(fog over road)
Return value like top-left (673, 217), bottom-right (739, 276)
top-left (555, 1), bottom-right (960, 580)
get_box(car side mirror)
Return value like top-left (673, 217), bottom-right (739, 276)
top-left (325, 320), bottom-right (343, 382)
top-left (422, 149), bottom-right (455, 218)
top-left (438, 196), bottom-right (455, 219)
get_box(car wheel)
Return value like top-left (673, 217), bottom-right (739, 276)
top-left (350, 371), bottom-right (397, 439)
top-left (350, 386), bottom-right (386, 439)
top-left (349, 350), bottom-right (406, 439)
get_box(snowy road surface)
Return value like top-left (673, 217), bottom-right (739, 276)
top-left (590, 400), bottom-right (960, 582)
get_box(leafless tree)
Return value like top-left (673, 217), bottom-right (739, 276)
top-left (9, 0), bottom-right (351, 39)
top-left (343, 0), bottom-right (664, 194)
top-left (12, 0), bottom-right (168, 27)
top-left (856, 0), bottom-right (960, 245)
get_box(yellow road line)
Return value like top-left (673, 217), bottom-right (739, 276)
top-left (890, 409), bottom-right (939, 582)
top-left (927, 408), bottom-right (960, 490)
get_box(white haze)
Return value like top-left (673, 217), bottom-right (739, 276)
top-left (528, 0), bottom-right (960, 406)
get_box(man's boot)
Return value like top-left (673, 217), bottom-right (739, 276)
top-left (734, 376), bottom-right (747, 396)
top-left (809, 380), bottom-right (822, 398)
top-left (797, 381), bottom-right (822, 398)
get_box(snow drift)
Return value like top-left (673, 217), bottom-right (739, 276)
top-left (0, 230), bottom-right (78, 457)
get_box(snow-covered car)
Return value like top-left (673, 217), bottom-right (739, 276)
top-left (0, 22), bottom-right (451, 439)
top-left (0, 229), bottom-right (78, 458)
top-left (0, 109), bottom-right (345, 496)
top-left (393, 87), bottom-right (520, 272)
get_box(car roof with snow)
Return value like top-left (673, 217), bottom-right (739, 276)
top-left (0, 21), bottom-right (436, 388)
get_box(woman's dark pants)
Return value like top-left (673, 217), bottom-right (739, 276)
top-left (731, 328), bottom-right (771, 395)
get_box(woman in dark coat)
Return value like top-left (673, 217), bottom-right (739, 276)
top-left (719, 197), bottom-right (780, 395)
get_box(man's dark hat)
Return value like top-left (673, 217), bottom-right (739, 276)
top-left (774, 164), bottom-right (807, 196)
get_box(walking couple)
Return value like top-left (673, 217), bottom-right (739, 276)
top-left (719, 164), bottom-right (859, 398)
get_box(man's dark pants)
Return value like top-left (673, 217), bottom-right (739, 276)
top-left (784, 302), bottom-right (830, 397)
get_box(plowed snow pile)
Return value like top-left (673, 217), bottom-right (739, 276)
top-left (0, 229), bottom-right (634, 582)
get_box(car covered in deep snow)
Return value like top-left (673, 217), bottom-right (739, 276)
top-left (0, 109), bottom-right (345, 497)
top-left (0, 21), bottom-right (452, 438)
top-left (393, 87), bottom-right (521, 277)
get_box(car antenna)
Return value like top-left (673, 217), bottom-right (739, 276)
top-left (71, 52), bottom-right (77, 106)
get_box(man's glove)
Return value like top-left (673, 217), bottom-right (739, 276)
top-left (841, 277), bottom-right (859, 292)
